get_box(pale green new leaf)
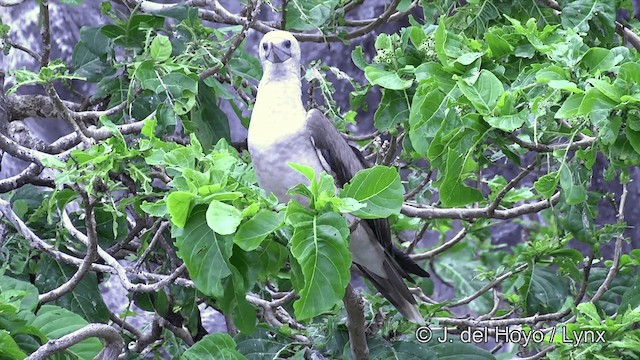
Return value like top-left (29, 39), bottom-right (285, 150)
top-left (233, 211), bottom-right (283, 251)
top-left (206, 199), bottom-right (243, 235)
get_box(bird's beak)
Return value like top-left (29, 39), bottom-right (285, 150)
top-left (266, 44), bottom-right (291, 63)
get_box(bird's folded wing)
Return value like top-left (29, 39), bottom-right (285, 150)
top-left (306, 109), bottom-right (429, 281)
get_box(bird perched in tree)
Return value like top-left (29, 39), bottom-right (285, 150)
top-left (248, 30), bottom-right (429, 324)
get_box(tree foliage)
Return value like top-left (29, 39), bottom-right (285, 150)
top-left (1, 0), bottom-right (640, 358)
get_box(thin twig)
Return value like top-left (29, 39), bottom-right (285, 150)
top-left (591, 183), bottom-right (627, 302)
top-left (199, 0), bottom-right (261, 81)
top-left (487, 161), bottom-right (537, 215)
top-left (402, 191), bottom-right (562, 220)
top-left (411, 227), bottom-right (468, 260)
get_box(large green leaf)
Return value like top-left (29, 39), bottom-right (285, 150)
top-left (368, 338), bottom-right (438, 359)
top-left (521, 267), bottom-right (568, 315)
top-left (167, 191), bottom-right (195, 228)
top-left (176, 206), bottom-right (232, 297)
top-left (439, 148), bottom-right (484, 207)
top-left (340, 165), bottom-right (404, 219)
top-left (408, 86), bottom-right (447, 156)
top-left (286, 203), bottom-right (351, 320)
top-left (219, 264), bottom-right (257, 334)
top-left (236, 325), bottom-right (293, 359)
top-left (182, 333), bottom-right (246, 360)
top-left (30, 305), bottom-right (103, 359)
top-left (374, 89), bottom-right (410, 131)
top-left (0, 275), bottom-right (39, 313)
top-left (188, 82), bottom-right (231, 151)
top-left (458, 69), bottom-right (504, 115)
top-left (561, 0), bottom-right (616, 41)
top-left (0, 331), bottom-right (27, 359)
top-left (34, 258), bottom-right (109, 323)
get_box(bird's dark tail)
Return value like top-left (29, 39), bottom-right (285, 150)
top-left (356, 260), bottom-right (425, 324)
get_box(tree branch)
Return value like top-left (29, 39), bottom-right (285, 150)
top-left (25, 324), bottom-right (124, 360)
top-left (38, 195), bottom-right (98, 304)
top-left (343, 284), bottom-right (370, 360)
top-left (199, 0), bottom-right (261, 81)
top-left (402, 192), bottom-right (561, 220)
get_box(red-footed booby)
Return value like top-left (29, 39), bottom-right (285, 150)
top-left (248, 30), bottom-right (429, 324)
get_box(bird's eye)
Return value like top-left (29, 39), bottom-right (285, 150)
top-left (262, 42), bottom-right (268, 50)
top-left (283, 40), bottom-right (291, 48)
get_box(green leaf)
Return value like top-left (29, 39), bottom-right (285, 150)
top-left (581, 47), bottom-right (622, 72)
top-left (374, 89), bottom-right (409, 132)
top-left (555, 93), bottom-right (585, 119)
top-left (219, 264), bottom-right (257, 334)
top-left (233, 211), bottom-right (283, 251)
top-left (534, 172), bottom-right (559, 199)
top-left (206, 200), bottom-right (243, 235)
top-left (547, 80), bottom-right (583, 93)
top-left (340, 165), bottom-right (404, 219)
top-left (364, 66), bottom-right (413, 90)
top-left (618, 62), bottom-right (640, 85)
top-left (408, 86), bottom-right (446, 156)
top-left (31, 305), bottom-right (103, 359)
top-left (189, 82), bottom-right (231, 150)
top-left (285, 0), bottom-right (339, 31)
top-left (34, 258), bottom-right (109, 323)
top-left (485, 110), bottom-right (527, 131)
top-left (0, 275), bottom-right (39, 313)
top-left (167, 191), bottom-right (195, 228)
top-left (559, 164), bottom-right (586, 205)
top-left (522, 267), bottom-right (568, 315)
top-left (236, 326), bottom-right (291, 359)
top-left (458, 70), bottom-right (504, 115)
top-left (625, 126), bottom-right (640, 155)
top-left (561, 0), bottom-right (616, 41)
top-left (182, 333), bottom-right (246, 360)
top-left (0, 331), bottom-right (27, 359)
top-left (439, 148), bottom-right (484, 207)
top-left (485, 32), bottom-right (514, 58)
top-left (588, 78), bottom-right (622, 102)
top-left (176, 206), bottom-right (232, 297)
top-left (367, 338), bottom-right (438, 359)
top-left (351, 46), bottom-right (367, 71)
top-left (431, 341), bottom-right (496, 359)
top-left (287, 205), bottom-right (351, 320)
top-left (150, 34), bottom-right (172, 62)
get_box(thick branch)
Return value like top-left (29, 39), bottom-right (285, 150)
top-left (343, 284), bottom-right (369, 360)
top-left (25, 324), bottom-right (124, 360)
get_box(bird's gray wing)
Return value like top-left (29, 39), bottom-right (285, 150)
top-left (306, 109), bottom-right (429, 279)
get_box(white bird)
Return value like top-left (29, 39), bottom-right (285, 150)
top-left (248, 30), bottom-right (429, 324)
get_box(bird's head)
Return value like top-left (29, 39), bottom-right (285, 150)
top-left (258, 31), bottom-right (301, 80)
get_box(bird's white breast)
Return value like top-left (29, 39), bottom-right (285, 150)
top-left (249, 79), bottom-right (325, 202)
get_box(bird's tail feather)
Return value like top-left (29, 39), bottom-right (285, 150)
top-left (356, 262), bottom-right (425, 325)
